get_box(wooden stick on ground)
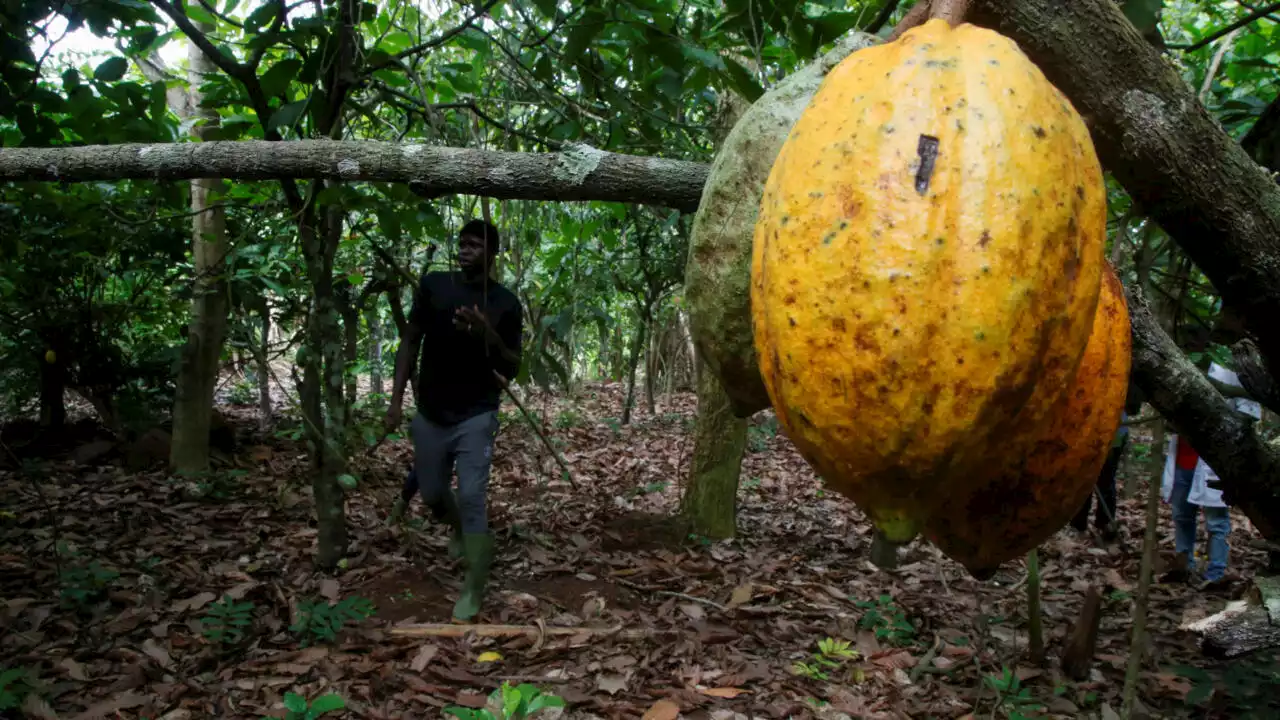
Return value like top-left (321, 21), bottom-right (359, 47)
top-left (492, 371), bottom-right (580, 490)
top-left (1122, 471), bottom-right (1163, 716)
top-left (389, 623), bottom-right (656, 640)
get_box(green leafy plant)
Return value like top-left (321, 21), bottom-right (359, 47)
top-left (855, 595), bottom-right (917, 647)
top-left (747, 415), bottom-right (779, 452)
top-left (59, 559), bottom-right (119, 609)
top-left (291, 596), bottom-right (376, 646)
top-left (263, 691), bottom-right (345, 720)
top-left (444, 682), bottom-right (565, 720)
top-left (0, 667), bottom-right (33, 710)
top-left (791, 637), bottom-right (860, 681)
top-left (985, 667), bottom-right (1045, 719)
top-left (1173, 657), bottom-right (1280, 714)
top-left (201, 596), bottom-right (256, 645)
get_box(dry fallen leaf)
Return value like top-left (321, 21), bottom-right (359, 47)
top-left (320, 578), bottom-right (340, 602)
top-left (171, 592), bottom-right (216, 613)
top-left (477, 651), bottom-right (503, 663)
top-left (727, 583), bottom-right (754, 608)
top-left (641, 698), bottom-right (681, 720)
top-left (679, 603), bottom-right (706, 621)
top-left (142, 638), bottom-right (174, 669)
top-left (597, 673), bottom-right (628, 695)
top-left (410, 644), bottom-right (439, 672)
top-left (700, 687), bottom-right (751, 698)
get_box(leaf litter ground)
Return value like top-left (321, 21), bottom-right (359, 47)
top-left (0, 381), bottom-right (1275, 719)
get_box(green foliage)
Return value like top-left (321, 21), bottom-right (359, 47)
top-left (201, 596), bottom-right (256, 645)
top-left (1173, 656), bottom-right (1280, 714)
top-left (747, 415), bottom-right (780, 453)
top-left (291, 596), bottom-right (376, 646)
top-left (59, 559), bottom-right (119, 609)
top-left (0, 667), bottom-right (34, 710)
top-left (791, 637), bottom-right (860, 681)
top-left (444, 682), bottom-right (565, 720)
top-left (985, 667), bottom-right (1045, 719)
top-left (265, 691), bottom-right (346, 720)
top-left (855, 595), bottom-right (917, 647)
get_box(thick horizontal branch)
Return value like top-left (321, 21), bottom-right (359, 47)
top-left (0, 141), bottom-right (710, 212)
top-left (1125, 282), bottom-right (1280, 539)
top-left (972, 0), bottom-right (1280, 385)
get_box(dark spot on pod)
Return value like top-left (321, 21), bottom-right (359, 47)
top-left (957, 357), bottom-right (965, 365)
top-left (863, 280), bottom-right (872, 289)
top-left (784, 294), bottom-right (797, 305)
top-left (975, 331), bottom-right (986, 341)
top-left (881, 124), bottom-right (896, 134)
top-left (955, 119), bottom-right (965, 131)
top-left (893, 328), bottom-right (901, 336)
top-left (789, 317), bottom-right (797, 327)
top-left (982, 266), bottom-right (991, 274)
top-left (935, 237), bottom-right (945, 246)
top-left (809, 190), bottom-right (824, 199)
top-left (1075, 185), bottom-right (1085, 199)
top-left (832, 317), bottom-right (846, 332)
top-left (823, 232), bottom-right (837, 245)
top-left (839, 220), bottom-right (849, 230)
top-left (781, 215), bottom-right (791, 225)
top-left (979, 230), bottom-right (992, 247)
top-left (1031, 125), bottom-right (1046, 139)
top-left (988, 59), bottom-right (1000, 66)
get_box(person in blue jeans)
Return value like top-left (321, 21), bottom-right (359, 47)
top-left (1165, 434), bottom-right (1232, 586)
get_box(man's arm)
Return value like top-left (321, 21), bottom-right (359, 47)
top-left (489, 300), bottom-right (523, 382)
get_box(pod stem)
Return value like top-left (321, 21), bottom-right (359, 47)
top-left (887, 0), bottom-right (972, 42)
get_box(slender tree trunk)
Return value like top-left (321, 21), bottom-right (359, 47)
top-left (368, 305), bottom-right (383, 399)
top-left (257, 305), bottom-right (272, 431)
top-left (681, 353), bottom-right (748, 538)
top-left (644, 325), bottom-right (657, 416)
top-left (301, 203), bottom-right (349, 568)
top-left (339, 294), bottom-right (359, 408)
top-left (38, 351), bottom-right (66, 429)
top-left (170, 19), bottom-right (229, 474)
top-left (622, 315), bottom-right (648, 425)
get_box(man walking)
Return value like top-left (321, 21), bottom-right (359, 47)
top-left (386, 219), bottom-right (523, 622)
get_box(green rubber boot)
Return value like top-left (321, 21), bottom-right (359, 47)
top-left (388, 497), bottom-right (408, 525)
top-left (437, 491), bottom-right (465, 562)
top-left (452, 533), bottom-right (494, 622)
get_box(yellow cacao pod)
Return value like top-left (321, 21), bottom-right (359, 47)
top-left (750, 19), bottom-right (1107, 542)
top-left (926, 264), bottom-right (1132, 576)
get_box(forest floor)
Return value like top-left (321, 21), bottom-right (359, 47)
top-left (2, 381), bottom-right (1279, 720)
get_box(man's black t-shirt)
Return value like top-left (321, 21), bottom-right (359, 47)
top-left (408, 270), bottom-right (523, 425)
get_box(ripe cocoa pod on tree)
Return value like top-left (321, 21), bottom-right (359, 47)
top-left (926, 264), bottom-right (1132, 576)
top-left (751, 19), bottom-right (1107, 544)
top-left (684, 30), bottom-right (879, 418)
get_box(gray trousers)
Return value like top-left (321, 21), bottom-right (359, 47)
top-left (410, 410), bottom-right (499, 534)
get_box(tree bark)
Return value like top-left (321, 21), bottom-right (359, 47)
top-left (368, 305), bottom-right (383, 400)
top-left (969, 0), bottom-right (1280, 382)
top-left (38, 351), bottom-right (66, 429)
top-left (0, 141), bottom-right (709, 212)
top-left (622, 316), bottom-right (647, 426)
top-left (681, 354), bottom-right (748, 539)
top-left (1125, 282), bottom-right (1280, 538)
top-left (257, 305), bottom-right (272, 431)
top-left (169, 19), bottom-right (230, 474)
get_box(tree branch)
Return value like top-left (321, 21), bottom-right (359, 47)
top-left (0, 141), bottom-right (709, 212)
top-left (864, 0), bottom-right (903, 34)
top-left (1125, 281), bottom-right (1280, 539)
top-left (1166, 2), bottom-right (1280, 52)
top-left (362, 0), bottom-right (502, 75)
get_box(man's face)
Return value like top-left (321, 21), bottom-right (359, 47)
top-left (457, 233), bottom-right (488, 271)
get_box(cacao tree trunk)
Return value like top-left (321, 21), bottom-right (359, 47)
top-left (300, 203), bottom-right (349, 568)
top-left (257, 305), bottom-right (272, 431)
top-left (368, 305), bottom-right (383, 399)
top-left (38, 352), bottom-right (66, 429)
top-left (681, 354), bottom-right (748, 539)
top-left (622, 316), bottom-right (647, 426)
top-left (170, 20), bottom-right (229, 474)
top-left (338, 290), bottom-right (359, 408)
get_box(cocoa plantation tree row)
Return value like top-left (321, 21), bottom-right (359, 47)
top-left (1, 0), bottom-right (1277, 569)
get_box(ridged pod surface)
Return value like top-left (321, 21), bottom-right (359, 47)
top-left (925, 264), bottom-right (1132, 576)
top-left (750, 19), bottom-right (1107, 541)
top-left (685, 31), bottom-right (879, 418)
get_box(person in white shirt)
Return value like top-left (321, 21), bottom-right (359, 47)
top-left (1160, 361), bottom-right (1262, 588)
